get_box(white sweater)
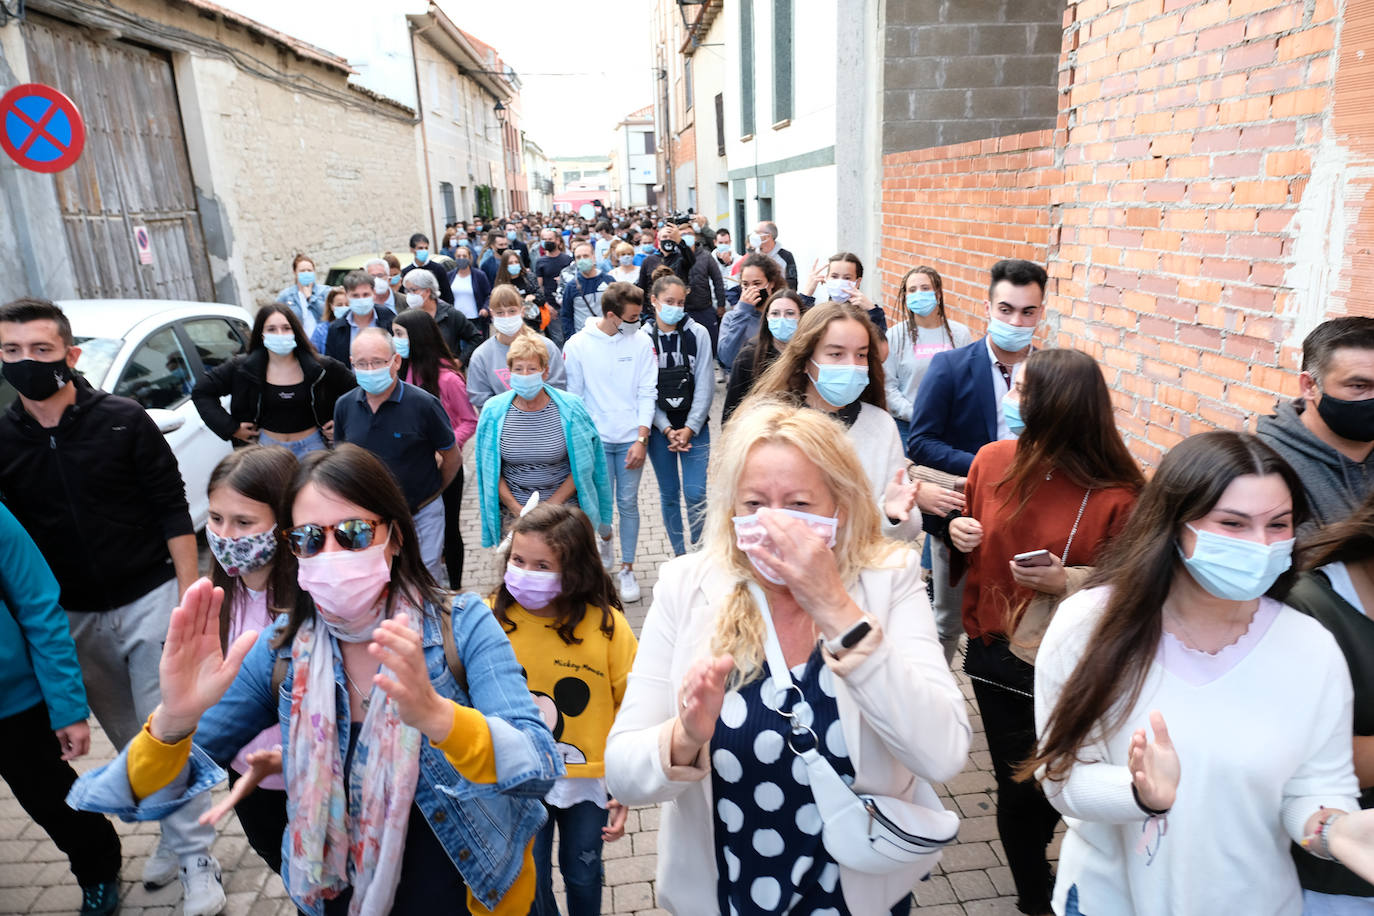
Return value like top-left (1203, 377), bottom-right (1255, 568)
top-left (1036, 586), bottom-right (1359, 916)
top-left (562, 320), bottom-right (658, 444)
top-left (851, 402), bottom-right (922, 540)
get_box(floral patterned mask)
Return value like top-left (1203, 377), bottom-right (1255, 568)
top-left (207, 526), bottom-right (278, 578)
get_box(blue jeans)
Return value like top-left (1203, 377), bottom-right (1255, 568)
top-left (646, 426), bottom-right (710, 555)
top-left (532, 801), bottom-right (606, 916)
top-left (602, 440), bottom-right (644, 565)
top-left (258, 428), bottom-right (327, 457)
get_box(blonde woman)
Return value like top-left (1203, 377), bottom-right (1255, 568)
top-left (608, 240), bottom-right (640, 286)
top-left (606, 399), bottom-right (970, 916)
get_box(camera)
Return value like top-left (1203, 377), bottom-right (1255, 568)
top-left (667, 210), bottom-right (695, 227)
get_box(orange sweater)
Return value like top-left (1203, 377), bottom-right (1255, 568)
top-left (958, 439), bottom-right (1138, 641)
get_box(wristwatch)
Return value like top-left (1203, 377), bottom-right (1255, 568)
top-left (823, 618), bottom-right (872, 656)
top-left (636, 435), bottom-right (649, 445)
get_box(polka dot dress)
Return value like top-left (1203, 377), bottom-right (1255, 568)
top-left (710, 647), bottom-right (854, 916)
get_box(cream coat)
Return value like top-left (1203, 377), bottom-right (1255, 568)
top-left (605, 548), bottom-right (971, 915)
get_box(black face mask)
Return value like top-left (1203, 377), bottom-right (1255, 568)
top-left (542, 240), bottom-right (557, 252)
top-left (1316, 390), bottom-right (1374, 443)
top-left (3, 356), bottom-right (74, 401)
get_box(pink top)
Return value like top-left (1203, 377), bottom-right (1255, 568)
top-left (1156, 596), bottom-right (1281, 687)
top-left (406, 366), bottom-right (477, 450)
top-left (229, 586), bottom-right (285, 790)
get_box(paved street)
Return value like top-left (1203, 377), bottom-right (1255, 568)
top-left (0, 385), bottom-right (1053, 916)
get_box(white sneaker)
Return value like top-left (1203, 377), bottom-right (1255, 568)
top-left (142, 845), bottom-right (178, 889)
top-left (598, 535), bottom-right (615, 571)
top-left (179, 855), bottom-right (225, 916)
top-left (618, 567), bottom-right (641, 603)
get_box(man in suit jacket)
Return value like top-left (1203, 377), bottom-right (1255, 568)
top-left (907, 258), bottom-right (1047, 663)
top-left (325, 270), bottom-right (396, 367)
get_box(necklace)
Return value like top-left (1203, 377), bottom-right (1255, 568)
top-left (1163, 606), bottom-right (1253, 654)
top-left (343, 666), bottom-right (373, 709)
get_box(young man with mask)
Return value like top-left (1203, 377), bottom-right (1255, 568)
top-left (907, 258), bottom-right (1045, 663)
top-left (481, 230), bottom-right (513, 284)
top-left (465, 294), bottom-right (567, 408)
top-left (0, 299), bottom-right (224, 916)
top-left (400, 232), bottom-right (455, 305)
top-left (334, 327), bottom-right (459, 580)
top-left (502, 222), bottom-right (532, 269)
top-left (747, 220), bottom-right (799, 290)
top-left (714, 228), bottom-right (741, 306)
top-left (561, 241), bottom-right (615, 339)
top-left (562, 282), bottom-right (658, 602)
top-left (635, 222), bottom-right (696, 303)
top-left (324, 270), bottom-right (396, 366)
top-left (534, 228), bottom-right (573, 307)
top-left (1258, 316), bottom-right (1374, 528)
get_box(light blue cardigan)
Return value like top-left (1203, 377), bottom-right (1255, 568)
top-left (475, 385), bottom-right (612, 547)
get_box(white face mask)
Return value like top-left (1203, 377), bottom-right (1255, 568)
top-left (732, 507), bottom-right (839, 585)
top-left (405, 292), bottom-right (423, 309)
top-left (492, 314), bottom-right (524, 337)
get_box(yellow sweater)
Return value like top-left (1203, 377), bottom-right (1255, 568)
top-left (497, 601), bottom-right (638, 778)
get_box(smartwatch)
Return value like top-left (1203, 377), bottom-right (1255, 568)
top-left (823, 618), bottom-right (872, 655)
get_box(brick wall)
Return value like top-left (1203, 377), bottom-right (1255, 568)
top-left (880, 0), bottom-right (1374, 466)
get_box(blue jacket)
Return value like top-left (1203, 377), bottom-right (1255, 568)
top-left (474, 386), bottom-right (611, 548)
top-left (457, 267), bottom-right (493, 316)
top-left (717, 301), bottom-right (762, 372)
top-left (560, 272), bottom-right (614, 339)
top-left (68, 595), bottom-right (562, 914)
top-left (0, 503), bottom-right (87, 729)
top-left (906, 336), bottom-right (998, 477)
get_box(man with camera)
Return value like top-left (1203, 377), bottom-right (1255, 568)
top-left (635, 215), bottom-right (696, 311)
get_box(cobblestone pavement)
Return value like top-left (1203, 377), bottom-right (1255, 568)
top-left (0, 382), bottom-right (1054, 915)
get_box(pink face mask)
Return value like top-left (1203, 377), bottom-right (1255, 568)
top-left (503, 563), bottom-right (563, 610)
top-left (296, 539), bottom-right (392, 642)
top-left (732, 507), bottom-right (839, 585)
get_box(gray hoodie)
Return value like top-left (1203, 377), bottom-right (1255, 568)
top-left (1256, 398), bottom-right (1374, 528)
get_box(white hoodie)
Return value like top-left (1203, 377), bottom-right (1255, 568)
top-left (562, 318), bottom-right (659, 444)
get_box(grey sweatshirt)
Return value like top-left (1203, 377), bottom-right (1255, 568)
top-left (465, 334), bottom-right (567, 408)
top-left (1256, 398), bottom-right (1373, 528)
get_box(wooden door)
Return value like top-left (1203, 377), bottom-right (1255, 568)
top-left (24, 15), bottom-right (213, 301)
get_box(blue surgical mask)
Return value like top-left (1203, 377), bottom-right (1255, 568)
top-left (618, 255), bottom-right (635, 267)
top-left (808, 359), bottom-right (869, 408)
top-left (907, 290), bottom-right (938, 317)
top-left (682, 234), bottom-right (696, 248)
top-left (297, 270), bottom-right (315, 286)
top-left (263, 333), bottom-right (297, 355)
top-left (349, 297), bottom-right (375, 316)
top-left (988, 316), bottom-right (1035, 352)
top-left (508, 371), bottom-right (544, 399)
top-left (389, 274), bottom-right (401, 287)
top-left (354, 366), bottom-right (393, 395)
top-left (768, 316), bottom-right (798, 342)
top-left (657, 304), bottom-right (685, 325)
top-left (506, 230), bottom-right (518, 241)
top-left (393, 338), bottom-right (410, 359)
top-left (1177, 524), bottom-right (1294, 601)
top-left (716, 243), bottom-right (732, 255)
top-left (576, 257), bottom-right (596, 273)
top-left (1002, 396), bottom-right (1024, 435)
top-left (506, 263), bottom-right (521, 276)
top-left (641, 244), bottom-right (656, 255)
top-left (414, 249), bottom-right (430, 264)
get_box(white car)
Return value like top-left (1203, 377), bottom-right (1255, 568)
top-left (0, 299), bottom-right (252, 530)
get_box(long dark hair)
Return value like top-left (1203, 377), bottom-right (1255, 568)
top-left (1021, 432), bottom-right (1309, 783)
top-left (748, 300), bottom-right (887, 411)
top-left (892, 266), bottom-right (956, 350)
top-left (273, 444), bottom-right (446, 647)
top-left (394, 309), bottom-right (462, 397)
top-left (750, 289), bottom-right (806, 378)
top-left (249, 302), bottom-right (317, 357)
top-left (738, 252), bottom-right (784, 298)
top-left (493, 250), bottom-right (527, 286)
top-left (996, 349), bottom-right (1144, 518)
top-left (492, 503), bottom-right (622, 645)
top-left (207, 446), bottom-right (300, 650)
top-left (1299, 486), bottom-right (1374, 571)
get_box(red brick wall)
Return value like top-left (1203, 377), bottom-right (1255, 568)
top-left (879, 0), bottom-right (1372, 466)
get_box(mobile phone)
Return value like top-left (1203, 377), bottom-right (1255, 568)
top-left (1013, 549), bottom-right (1052, 567)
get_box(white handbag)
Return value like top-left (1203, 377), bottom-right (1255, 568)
top-left (748, 583), bottom-right (960, 876)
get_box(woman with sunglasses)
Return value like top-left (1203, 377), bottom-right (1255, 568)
top-left (70, 444), bottom-right (561, 916)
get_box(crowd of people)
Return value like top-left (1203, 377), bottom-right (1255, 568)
top-left (1, 201), bottom-right (1374, 916)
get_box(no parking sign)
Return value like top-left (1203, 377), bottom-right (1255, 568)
top-left (0, 83), bottom-right (86, 173)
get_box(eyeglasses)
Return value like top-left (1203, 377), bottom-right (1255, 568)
top-left (284, 518), bottom-right (386, 558)
top-left (352, 359), bottom-right (393, 372)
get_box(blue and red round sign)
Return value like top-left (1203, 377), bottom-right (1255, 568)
top-left (0, 83), bottom-right (86, 173)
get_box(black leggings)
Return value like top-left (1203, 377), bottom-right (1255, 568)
top-left (228, 767), bottom-right (288, 875)
top-left (442, 465), bottom-right (465, 588)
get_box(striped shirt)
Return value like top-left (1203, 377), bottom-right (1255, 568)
top-left (499, 400), bottom-right (575, 507)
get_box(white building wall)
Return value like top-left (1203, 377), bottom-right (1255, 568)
top-left (690, 11), bottom-right (730, 230)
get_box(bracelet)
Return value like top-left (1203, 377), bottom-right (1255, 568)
top-left (1316, 809), bottom-right (1346, 862)
top-left (1131, 783), bottom-right (1170, 817)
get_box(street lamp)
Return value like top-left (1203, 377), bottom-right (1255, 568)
top-left (676, 0), bottom-right (707, 30)
top-left (494, 100), bottom-right (507, 123)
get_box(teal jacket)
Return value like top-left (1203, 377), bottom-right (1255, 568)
top-left (475, 385), bottom-right (612, 547)
top-left (0, 502), bottom-right (88, 729)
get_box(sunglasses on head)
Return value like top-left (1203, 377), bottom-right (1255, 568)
top-left (283, 518), bottom-right (386, 558)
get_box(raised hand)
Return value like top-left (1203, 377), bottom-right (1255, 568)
top-left (370, 613), bottom-right (454, 741)
top-left (1128, 710), bottom-right (1180, 812)
top-left (882, 466), bottom-right (920, 523)
top-left (677, 654), bottom-right (735, 750)
top-left (154, 578), bottom-right (257, 742)
top-left (746, 508), bottom-right (853, 630)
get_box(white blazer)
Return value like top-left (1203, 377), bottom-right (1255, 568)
top-left (605, 547), bottom-right (971, 915)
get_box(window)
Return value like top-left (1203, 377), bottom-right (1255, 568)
top-left (440, 182), bottom-right (456, 226)
top-left (566, 170), bottom-right (582, 182)
top-left (758, 197), bottom-right (773, 222)
top-left (684, 56), bottom-right (694, 112)
top-left (180, 318), bottom-right (246, 373)
top-left (715, 93), bottom-right (726, 156)
top-left (773, 0), bottom-right (793, 123)
top-left (734, 197), bottom-right (747, 249)
top-left (114, 327), bottom-right (194, 410)
top-left (740, 0), bottom-right (755, 135)
top-left (643, 131), bottom-right (656, 154)
top-left (451, 75), bottom-right (461, 120)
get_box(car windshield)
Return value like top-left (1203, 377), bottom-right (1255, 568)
top-left (0, 336), bottom-right (122, 412)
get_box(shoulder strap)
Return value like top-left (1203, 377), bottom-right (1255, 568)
top-left (270, 651), bottom-right (288, 699)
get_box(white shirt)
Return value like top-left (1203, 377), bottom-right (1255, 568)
top-left (452, 272), bottom-right (477, 319)
top-left (1322, 561), bottom-right (1366, 615)
top-left (295, 289), bottom-right (318, 337)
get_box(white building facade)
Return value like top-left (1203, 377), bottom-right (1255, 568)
top-left (610, 107), bottom-right (658, 209)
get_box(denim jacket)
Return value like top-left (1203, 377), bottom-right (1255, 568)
top-left (68, 592), bottom-right (562, 914)
top-left (275, 282), bottom-right (330, 324)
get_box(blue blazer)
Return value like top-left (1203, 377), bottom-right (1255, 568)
top-left (906, 336), bottom-right (998, 477)
top-left (465, 268), bottom-right (492, 315)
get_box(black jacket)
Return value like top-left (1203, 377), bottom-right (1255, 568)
top-left (431, 302), bottom-right (484, 366)
top-left (324, 307), bottom-right (396, 366)
top-left (191, 346), bottom-right (356, 441)
top-left (0, 378), bottom-right (193, 612)
top-left (686, 248), bottom-right (727, 315)
top-left (775, 246), bottom-right (800, 290)
top-left (637, 242), bottom-right (697, 304)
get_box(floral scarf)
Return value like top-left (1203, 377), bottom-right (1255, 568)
top-left (285, 607), bottom-right (424, 915)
